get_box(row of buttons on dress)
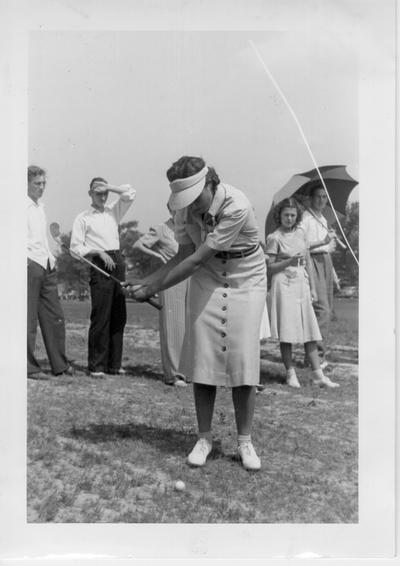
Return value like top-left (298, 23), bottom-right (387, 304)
top-left (221, 259), bottom-right (228, 352)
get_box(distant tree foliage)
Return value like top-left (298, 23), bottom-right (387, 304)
top-left (119, 220), bottom-right (162, 279)
top-left (55, 232), bottom-right (90, 295)
top-left (331, 201), bottom-right (359, 286)
top-left (55, 220), bottom-right (162, 292)
top-left (56, 206), bottom-right (359, 292)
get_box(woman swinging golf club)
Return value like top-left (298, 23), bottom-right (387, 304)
top-left (129, 156), bottom-right (267, 471)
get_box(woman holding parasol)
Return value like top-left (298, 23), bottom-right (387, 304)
top-left (266, 197), bottom-right (339, 389)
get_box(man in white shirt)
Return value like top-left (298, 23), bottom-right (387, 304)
top-left (70, 178), bottom-right (136, 378)
top-left (300, 186), bottom-right (336, 368)
top-left (27, 165), bottom-right (70, 379)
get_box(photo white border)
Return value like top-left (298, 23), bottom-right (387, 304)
top-left (0, 0), bottom-right (396, 562)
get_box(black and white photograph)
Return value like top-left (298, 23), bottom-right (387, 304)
top-left (0, 0), bottom-right (396, 563)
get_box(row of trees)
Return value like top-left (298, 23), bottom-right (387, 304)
top-left (330, 201), bottom-right (359, 286)
top-left (55, 202), bottom-right (359, 294)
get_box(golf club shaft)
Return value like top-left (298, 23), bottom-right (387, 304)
top-left (54, 238), bottom-right (161, 310)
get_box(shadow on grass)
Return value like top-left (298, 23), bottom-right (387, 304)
top-left (124, 364), bottom-right (164, 381)
top-left (259, 367), bottom-right (285, 386)
top-left (68, 421), bottom-right (197, 455)
top-left (68, 422), bottom-right (237, 463)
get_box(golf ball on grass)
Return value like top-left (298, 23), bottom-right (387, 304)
top-left (175, 480), bottom-right (185, 491)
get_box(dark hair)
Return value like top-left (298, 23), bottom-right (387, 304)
top-left (90, 177), bottom-right (107, 190)
top-left (166, 156), bottom-right (220, 193)
top-left (273, 197), bottom-right (303, 228)
top-left (28, 165), bottom-right (46, 182)
top-left (309, 183), bottom-right (326, 198)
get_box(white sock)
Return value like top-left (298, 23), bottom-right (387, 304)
top-left (198, 431), bottom-right (212, 444)
top-left (312, 369), bottom-right (324, 379)
top-left (238, 434), bottom-right (251, 447)
top-left (286, 367), bottom-right (296, 376)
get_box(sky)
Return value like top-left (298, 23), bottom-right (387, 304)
top-left (29, 30), bottom-right (359, 236)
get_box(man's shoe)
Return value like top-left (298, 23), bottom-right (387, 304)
top-left (174, 378), bottom-right (188, 388)
top-left (28, 371), bottom-right (49, 380)
top-left (187, 438), bottom-right (212, 467)
top-left (54, 365), bottom-right (75, 377)
top-left (238, 442), bottom-right (261, 471)
top-left (108, 368), bottom-right (127, 376)
top-left (89, 371), bottom-right (106, 379)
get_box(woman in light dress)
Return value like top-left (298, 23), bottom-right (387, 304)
top-left (130, 156), bottom-right (267, 471)
top-left (133, 217), bottom-right (188, 387)
top-left (265, 198), bottom-right (339, 389)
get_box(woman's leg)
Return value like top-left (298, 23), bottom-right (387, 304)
top-left (232, 385), bottom-right (256, 435)
top-left (232, 385), bottom-right (260, 470)
top-left (280, 342), bottom-right (293, 370)
top-left (304, 341), bottom-right (320, 370)
top-left (281, 342), bottom-right (300, 388)
top-left (187, 383), bottom-right (217, 466)
top-left (193, 383), bottom-right (217, 433)
top-left (305, 341), bottom-right (339, 388)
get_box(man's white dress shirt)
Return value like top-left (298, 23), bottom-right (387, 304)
top-left (70, 187), bottom-right (136, 257)
top-left (27, 196), bottom-right (56, 269)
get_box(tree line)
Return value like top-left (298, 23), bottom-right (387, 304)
top-left (55, 202), bottom-right (359, 296)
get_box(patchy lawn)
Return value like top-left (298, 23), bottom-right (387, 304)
top-left (27, 299), bottom-right (358, 523)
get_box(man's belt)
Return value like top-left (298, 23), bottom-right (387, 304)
top-left (215, 243), bottom-right (260, 260)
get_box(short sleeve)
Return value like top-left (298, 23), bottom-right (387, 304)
top-left (265, 233), bottom-right (279, 255)
top-left (298, 226), bottom-right (310, 249)
top-left (205, 207), bottom-right (248, 251)
top-left (138, 226), bottom-right (161, 249)
top-left (298, 211), bottom-right (311, 234)
top-left (173, 210), bottom-right (192, 245)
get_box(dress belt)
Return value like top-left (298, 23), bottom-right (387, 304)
top-left (215, 243), bottom-right (260, 260)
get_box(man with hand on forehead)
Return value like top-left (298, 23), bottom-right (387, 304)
top-left (70, 178), bottom-right (136, 378)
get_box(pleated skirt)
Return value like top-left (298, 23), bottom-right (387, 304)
top-left (179, 246), bottom-right (267, 387)
top-left (268, 267), bottom-right (322, 344)
top-left (158, 278), bottom-right (188, 382)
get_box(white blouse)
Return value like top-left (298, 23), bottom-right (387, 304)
top-left (299, 210), bottom-right (330, 253)
top-left (174, 184), bottom-right (261, 251)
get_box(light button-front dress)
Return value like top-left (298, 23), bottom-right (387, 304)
top-left (174, 183), bottom-right (267, 387)
top-left (266, 227), bottom-right (322, 344)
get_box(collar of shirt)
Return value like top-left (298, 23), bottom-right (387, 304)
top-left (90, 204), bottom-right (112, 214)
top-left (27, 195), bottom-right (41, 208)
top-left (192, 184), bottom-right (227, 228)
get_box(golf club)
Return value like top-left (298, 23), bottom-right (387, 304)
top-left (49, 222), bottom-right (162, 311)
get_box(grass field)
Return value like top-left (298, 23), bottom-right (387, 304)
top-left (27, 298), bottom-right (358, 523)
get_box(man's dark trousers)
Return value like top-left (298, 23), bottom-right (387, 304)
top-left (88, 251), bottom-right (127, 373)
top-left (27, 259), bottom-right (68, 375)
